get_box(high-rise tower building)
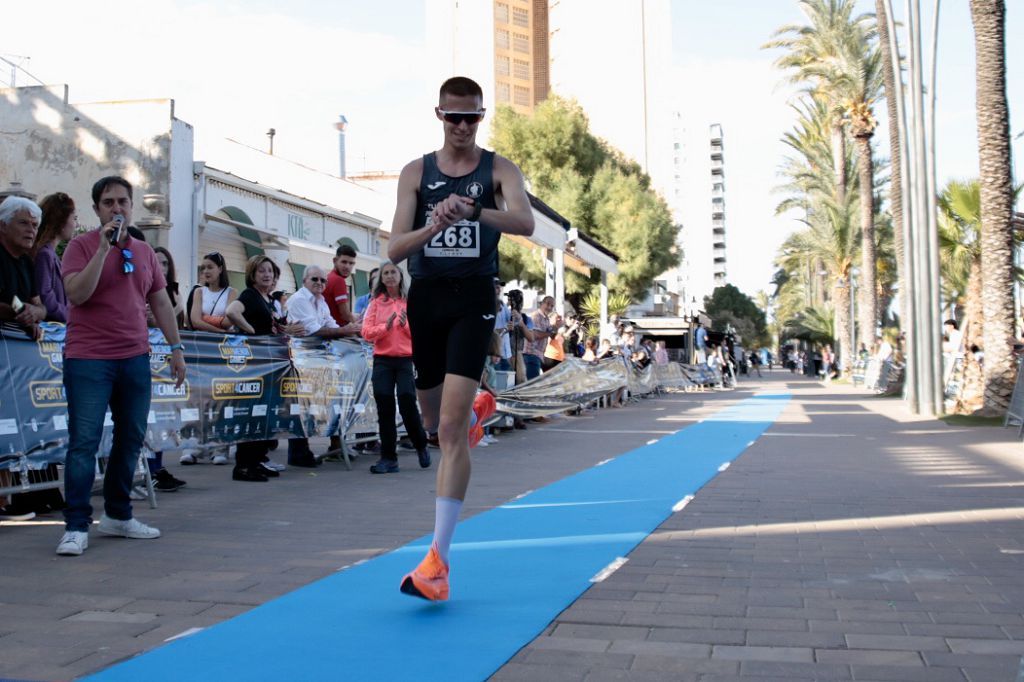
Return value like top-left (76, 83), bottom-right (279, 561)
top-left (710, 123), bottom-right (727, 286)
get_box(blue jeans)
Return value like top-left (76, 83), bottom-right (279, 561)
top-left (497, 358), bottom-right (512, 372)
top-left (523, 353), bottom-right (542, 381)
top-left (63, 354), bottom-right (151, 532)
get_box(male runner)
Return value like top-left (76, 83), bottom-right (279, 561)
top-left (388, 76), bottom-right (534, 601)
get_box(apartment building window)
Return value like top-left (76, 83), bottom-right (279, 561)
top-left (513, 58), bottom-right (530, 80)
top-left (496, 29), bottom-right (510, 49)
top-left (495, 2), bottom-right (509, 23)
top-left (512, 6), bottom-right (529, 27)
top-left (496, 81), bottom-right (511, 103)
top-left (496, 55), bottom-right (510, 77)
top-left (513, 84), bottom-right (530, 106)
top-left (513, 32), bottom-right (529, 53)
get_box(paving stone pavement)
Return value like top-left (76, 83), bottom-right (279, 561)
top-left (494, 375), bottom-right (1024, 682)
top-left (2, 372), bottom-right (1022, 681)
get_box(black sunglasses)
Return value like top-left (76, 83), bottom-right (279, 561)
top-left (439, 110), bottom-right (484, 125)
top-left (308, 276), bottom-right (327, 284)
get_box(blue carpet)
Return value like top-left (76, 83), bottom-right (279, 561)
top-left (88, 393), bottom-right (789, 682)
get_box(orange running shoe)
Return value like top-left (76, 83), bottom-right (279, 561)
top-left (400, 544), bottom-right (450, 601)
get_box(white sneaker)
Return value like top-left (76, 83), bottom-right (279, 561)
top-left (129, 485), bottom-right (148, 501)
top-left (179, 452), bottom-right (197, 465)
top-left (56, 531), bottom-right (89, 556)
top-left (212, 454), bottom-right (229, 465)
top-left (262, 460), bottom-right (286, 472)
top-left (97, 514), bottom-right (161, 539)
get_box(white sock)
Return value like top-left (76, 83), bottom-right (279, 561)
top-left (432, 496), bottom-right (463, 564)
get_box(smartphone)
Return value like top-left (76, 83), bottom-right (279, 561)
top-left (11, 295), bottom-right (24, 314)
top-left (110, 215), bottom-right (125, 245)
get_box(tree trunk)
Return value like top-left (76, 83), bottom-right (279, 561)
top-left (831, 120), bottom-right (847, 205)
top-left (875, 0), bottom-right (907, 329)
top-left (855, 133), bottom-right (878, 350)
top-left (957, 257), bottom-right (985, 412)
top-left (970, 0), bottom-right (1017, 414)
top-left (833, 280), bottom-right (852, 372)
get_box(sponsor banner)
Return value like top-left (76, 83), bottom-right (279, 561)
top-left (0, 324), bottom-right (371, 473)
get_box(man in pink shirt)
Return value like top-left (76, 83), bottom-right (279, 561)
top-left (55, 176), bottom-right (186, 557)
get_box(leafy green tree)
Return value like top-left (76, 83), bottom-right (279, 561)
top-left (703, 284), bottom-right (768, 342)
top-left (490, 97), bottom-right (679, 300)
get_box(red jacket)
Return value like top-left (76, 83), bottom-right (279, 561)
top-left (362, 294), bottom-right (413, 357)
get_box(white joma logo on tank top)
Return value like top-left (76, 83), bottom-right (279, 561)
top-left (427, 181), bottom-right (446, 190)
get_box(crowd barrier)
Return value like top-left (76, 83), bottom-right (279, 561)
top-left (0, 324), bottom-right (700, 495)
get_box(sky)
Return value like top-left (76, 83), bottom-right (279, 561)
top-left (2, 0), bottom-right (1021, 299)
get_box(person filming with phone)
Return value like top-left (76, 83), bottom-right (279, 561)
top-left (0, 197), bottom-right (47, 339)
top-left (54, 176), bottom-right (186, 557)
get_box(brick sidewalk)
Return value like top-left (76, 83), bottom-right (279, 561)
top-left (3, 373), bottom-right (1022, 681)
top-left (497, 377), bottom-right (1024, 682)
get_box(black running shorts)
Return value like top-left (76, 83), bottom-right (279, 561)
top-left (407, 276), bottom-right (497, 390)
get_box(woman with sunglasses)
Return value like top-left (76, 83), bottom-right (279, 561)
top-left (361, 262), bottom-right (431, 474)
top-left (189, 252), bottom-right (237, 333)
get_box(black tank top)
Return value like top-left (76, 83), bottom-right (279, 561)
top-left (409, 150), bottom-right (500, 280)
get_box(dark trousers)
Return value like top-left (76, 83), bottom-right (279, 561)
top-left (372, 356), bottom-right (427, 461)
top-left (237, 440), bottom-right (271, 468)
top-left (62, 354), bottom-right (151, 532)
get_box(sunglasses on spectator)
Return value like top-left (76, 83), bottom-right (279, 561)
top-left (438, 110), bottom-right (485, 125)
top-left (308, 276), bottom-right (327, 284)
top-left (204, 252), bottom-right (224, 264)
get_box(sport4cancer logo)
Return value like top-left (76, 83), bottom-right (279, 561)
top-left (219, 334), bottom-right (253, 372)
top-left (36, 321), bottom-right (67, 372)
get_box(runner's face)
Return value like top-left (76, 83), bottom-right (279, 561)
top-left (437, 93), bottom-right (483, 150)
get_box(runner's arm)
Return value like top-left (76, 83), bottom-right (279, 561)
top-left (388, 159), bottom-right (443, 264)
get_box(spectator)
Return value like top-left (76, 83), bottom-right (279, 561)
top-left (493, 278), bottom-right (513, 370)
top-left (32, 192), bottom-right (78, 323)
top-left (284, 265), bottom-right (359, 467)
top-left (596, 338), bottom-right (615, 360)
top-left (353, 267), bottom-right (379, 317)
top-left (542, 311), bottom-right (566, 371)
top-left (582, 336), bottom-right (599, 362)
top-left (56, 176), bottom-right (186, 556)
top-left (654, 340), bottom-right (670, 365)
top-left (0, 197), bottom-right (47, 338)
top-left (323, 244), bottom-right (361, 330)
top-left (189, 252), bottom-right (237, 332)
top-left (153, 247), bottom-right (185, 329)
top-left (694, 321), bottom-right (708, 363)
top-left (748, 349), bottom-right (763, 377)
top-left (0, 197), bottom-right (47, 520)
top-left (361, 262), bottom-right (431, 474)
top-left (143, 244), bottom-right (187, 492)
top-left (524, 295), bottom-right (556, 380)
top-left (224, 255), bottom-right (288, 482)
top-left (564, 314), bottom-right (585, 357)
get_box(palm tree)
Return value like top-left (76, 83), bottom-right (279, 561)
top-left (777, 194), bottom-right (859, 367)
top-left (765, 0), bottom-right (872, 205)
top-left (766, 0), bottom-right (882, 344)
top-left (832, 29), bottom-right (884, 352)
top-left (970, 0), bottom-right (1017, 413)
top-left (874, 0), bottom-right (906, 326)
top-left (938, 180), bottom-right (985, 411)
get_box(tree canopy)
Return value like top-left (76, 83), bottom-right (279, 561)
top-left (490, 96), bottom-right (679, 299)
top-left (704, 284), bottom-right (768, 344)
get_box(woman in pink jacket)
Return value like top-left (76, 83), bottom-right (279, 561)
top-left (362, 262), bottom-right (431, 474)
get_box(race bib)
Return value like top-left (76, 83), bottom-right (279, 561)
top-left (424, 219), bottom-right (481, 258)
